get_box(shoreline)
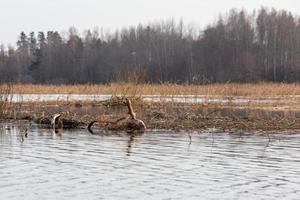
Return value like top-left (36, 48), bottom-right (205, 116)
top-left (2, 97), bottom-right (300, 132)
top-left (1, 83), bottom-right (300, 132)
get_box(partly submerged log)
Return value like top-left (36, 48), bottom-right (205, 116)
top-left (107, 99), bottom-right (146, 132)
top-left (88, 120), bottom-right (98, 134)
top-left (51, 114), bottom-right (63, 130)
top-left (88, 98), bottom-right (146, 133)
top-left (106, 117), bottom-right (146, 132)
top-left (31, 114), bottom-right (84, 129)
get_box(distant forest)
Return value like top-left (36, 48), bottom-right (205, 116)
top-left (1, 8), bottom-right (300, 84)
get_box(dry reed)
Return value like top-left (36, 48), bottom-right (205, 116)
top-left (0, 84), bottom-right (13, 118)
top-left (2, 83), bottom-right (300, 132)
top-left (8, 83), bottom-right (300, 96)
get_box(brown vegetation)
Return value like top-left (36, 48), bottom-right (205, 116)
top-left (1, 83), bottom-right (300, 132)
top-left (1, 95), bottom-right (299, 132)
top-left (10, 83), bottom-right (300, 96)
top-left (0, 84), bottom-right (12, 118)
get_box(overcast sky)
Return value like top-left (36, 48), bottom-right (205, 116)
top-left (0, 0), bottom-right (299, 45)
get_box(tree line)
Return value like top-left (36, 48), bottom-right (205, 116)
top-left (1, 8), bottom-right (300, 84)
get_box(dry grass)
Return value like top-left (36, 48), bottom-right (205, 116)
top-left (9, 83), bottom-right (300, 96)
top-left (0, 84), bottom-right (13, 118)
top-left (3, 98), bottom-right (300, 132)
top-left (1, 83), bottom-right (300, 132)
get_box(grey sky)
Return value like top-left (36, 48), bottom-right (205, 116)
top-left (0, 0), bottom-right (299, 45)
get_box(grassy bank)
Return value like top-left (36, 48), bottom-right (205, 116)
top-left (3, 97), bottom-right (300, 132)
top-left (2, 83), bottom-right (300, 132)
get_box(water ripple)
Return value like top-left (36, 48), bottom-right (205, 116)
top-left (1, 123), bottom-right (300, 199)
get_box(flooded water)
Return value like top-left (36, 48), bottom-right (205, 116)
top-left (1, 122), bottom-right (300, 199)
top-left (10, 94), bottom-right (300, 105)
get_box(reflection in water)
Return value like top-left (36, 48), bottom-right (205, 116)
top-left (1, 123), bottom-right (300, 200)
top-left (86, 124), bottom-right (144, 156)
top-left (52, 129), bottom-right (62, 140)
top-left (127, 132), bottom-right (144, 156)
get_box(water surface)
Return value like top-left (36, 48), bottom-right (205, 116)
top-left (1, 122), bottom-right (300, 199)
top-left (10, 94), bottom-right (300, 105)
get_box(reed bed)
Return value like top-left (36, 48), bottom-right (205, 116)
top-left (5, 98), bottom-right (300, 132)
top-left (0, 84), bottom-right (13, 118)
top-left (2, 83), bottom-right (300, 132)
top-left (9, 83), bottom-right (300, 96)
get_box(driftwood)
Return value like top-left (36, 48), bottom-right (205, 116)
top-left (88, 98), bottom-right (146, 133)
top-left (126, 98), bottom-right (137, 120)
top-left (51, 114), bottom-right (63, 130)
top-left (87, 120), bottom-right (98, 134)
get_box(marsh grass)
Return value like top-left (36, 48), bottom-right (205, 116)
top-left (0, 84), bottom-right (13, 118)
top-left (9, 83), bottom-right (300, 96)
top-left (4, 95), bottom-right (299, 131)
top-left (2, 83), bottom-right (300, 131)
top-left (8, 83), bottom-right (300, 111)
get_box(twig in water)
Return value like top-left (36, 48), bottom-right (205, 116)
top-left (265, 133), bottom-right (271, 148)
top-left (87, 121), bottom-right (97, 134)
top-left (188, 132), bottom-right (192, 145)
top-left (211, 131), bottom-right (215, 145)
